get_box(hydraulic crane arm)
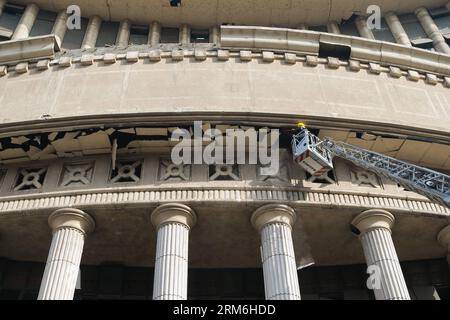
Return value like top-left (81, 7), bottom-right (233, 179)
top-left (322, 139), bottom-right (450, 209)
top-left (291, 127), bottom-right (450, 209)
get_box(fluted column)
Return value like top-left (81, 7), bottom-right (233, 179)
top-left (52, 11), bottom-right (68, 45)
top-left (38, 208), bottom-right (95, 300)
top-left (437, 225), bottom-right (450, 265)
top-left (116, 19), bottom-right (131, 47)
top-left (352, 209), bottom-right (410, 300)
top-left (81, 16), bottom-right (102, 49)
top-left (209, 25), bottom-right (220, 44)
top-left (251, 204), bottom-right (301, 300)
top-left (148, 21), bottom-right (161, 46)
top-left (151, 203), bottom-right (197, 300)
top-left (385, 12), bottom-right (411, 46)
top-left (355, 16), bottom-right (375, 39)
top-left (11, 3), bottom-right (39, 40)
top-left (327, 21), bottom-right (341, 34)
top-left (179, 24), bottom-right (190, 44)
top-left (0, 0), bottom-right (6, 16)
top-left (415, 7), bottom-right (450, 54)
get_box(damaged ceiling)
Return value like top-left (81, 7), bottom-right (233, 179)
top-left (0, 123), bottom-right (449, 173)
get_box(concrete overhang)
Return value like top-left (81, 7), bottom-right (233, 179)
top-left (12, 0), bottom-right (450, 28)
top-left (0, 35), bottom-right (60, 66)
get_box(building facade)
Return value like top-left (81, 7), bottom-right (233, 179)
top-left (0, 0), bottom-right (449, 300)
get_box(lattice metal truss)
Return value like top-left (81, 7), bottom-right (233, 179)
top-left (322, 139), bottom-right (450, 209)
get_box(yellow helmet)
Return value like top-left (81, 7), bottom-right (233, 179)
top-left (297, 122), bottom-right (306, 129)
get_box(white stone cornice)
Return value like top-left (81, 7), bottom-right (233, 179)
top-left (151, 203), bottom-right (197, 230)
top-left (351, 209), bottom-right (395, 234)
top-left (48, 207), bottom-right (95, 235)
top-left (0, 187), bottom-right (448, 217)
top-left (251, 203), bottom-right (296, 232)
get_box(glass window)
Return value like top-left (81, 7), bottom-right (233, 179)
top-left (62, 16), bottom-right (89, 50)
top-left (96, 21), bottom-right (120, 47)
top-left (160, 27), bottom-right (179, 43)
top-left (30, 10), bottom-right (56, 37)
top-left (129, 25), bottom-right (148, 45)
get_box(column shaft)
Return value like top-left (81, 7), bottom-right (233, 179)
top-left (327, 22), bottom-right (341, 34)
top-left (0, 0), bottom-right (6, 16)
top-left (209, 25), bottom-right (220, 44)
top-left (82, 16), bottom-right (102, 49)
top-left (179, 24), bottom-right (190, 44)
top-left (52, 11), bottom-right (68, 45)
top-left (38, 227), bottom-right (85, 300)
top-left (360, 228), bottom-right (410, 300)
top-left (153, 222), bottom-right (189, 300)
top-left (116, 20), bottom-right (130, 47)
top-left (385, 12), bottom-right (411, 46)
top-left (12, 3), bottom-right (39, 40)
top-left (151, 203), bottom-right (196, 301)
top-left (148, 21), bottom-right (161, 46)
top-left (437, 225), bottom-right (450, 265)
top-left (261, 222), bottom-right (301, 300)
top-left (355, 17), bottom-right (375, 39)
top-left (38, 208), bottom-right (94, 300)
top-left (415, 7), bottom-right (450, 54)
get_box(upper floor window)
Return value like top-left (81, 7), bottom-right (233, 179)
top-left (0, 3), bottom-right (24, 41)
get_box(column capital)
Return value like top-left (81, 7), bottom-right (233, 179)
top-left (351, 209), bottom-right (395, 235)
top-left (251, 204), bottom-right (296, 233)
top-left (151, 203), bottom-right (197, 229)
top-left (48, 208), bottom-right (95, 235)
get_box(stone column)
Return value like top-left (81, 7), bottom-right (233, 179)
top-left (179, 24), bottom-right (190, 44)
top-left (209, 25), bottom-right (220, 44)
top-left (355, 16), bottom-right (375, 39)
top-left (148, 21), bottom-right (161, 46)
top-left (116, 19), bottom-right (131, 47)
top-left (151, 203), bottom-right (197, 300)
top-left (52, 11), bottom-right (68, 45)
top-left (38, 208), bottom-right (95, 300)
top-left (351, 209), bottom-right (410, 300)
top-left (385, 12), bottom-right (411, 46)
top-left (415, 7), bottom-right (450, 54)
top-left (297, 24), bottom-right (308, 30)
top-left (11, 3), bottom-right (39, 40)
top-left (251, 204), bottom-right (301, 300)
top-left (81, 16), bottom-right (102, 49)
top-left (437, 225), bottom-right (450, 265)
top-left (0, 0), bottom-right (6, 16)
top-left (327, 21), bottom-right (341, 34)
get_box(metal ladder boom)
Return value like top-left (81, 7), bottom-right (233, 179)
top-left (321, 138), bottom-right (450, 209)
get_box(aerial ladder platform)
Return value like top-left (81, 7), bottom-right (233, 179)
top-left (291, 124), bottom-right (450, 209)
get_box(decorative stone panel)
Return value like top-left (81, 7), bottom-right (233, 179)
top-left (14, 167), bottom-right (47, 191)
top-left (60, 162), bottom-right (95, 187)
top-left (350, 168), bottom-right (381, 188)
top-left (158, 159), bottom-right (190, 182)
top-left (110, 160), bottom-right (143, 183)
top-left (209, 164), bottom-right (240, 181)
